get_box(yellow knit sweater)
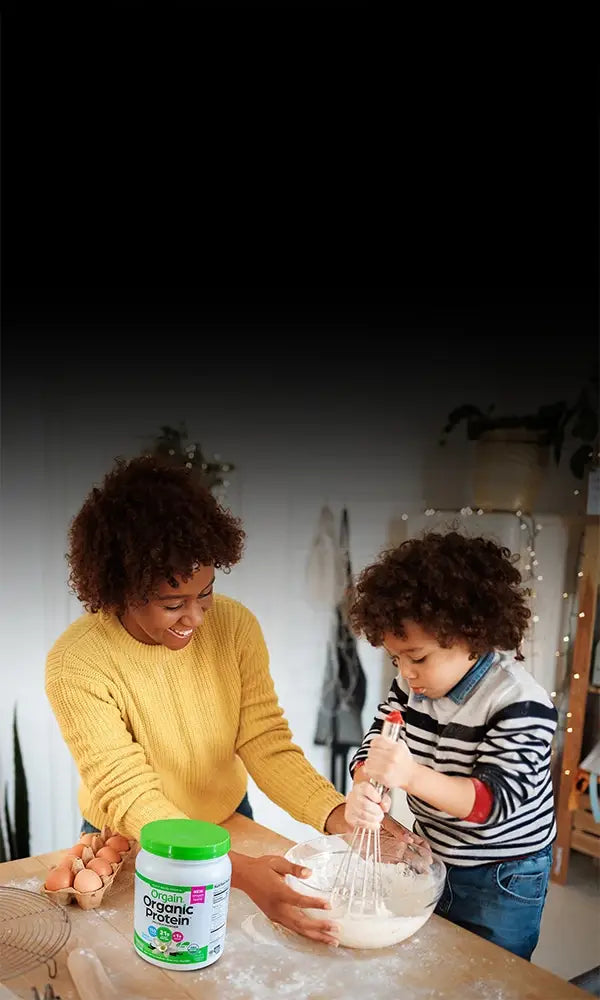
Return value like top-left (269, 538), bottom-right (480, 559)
top-left (46, 595), bottom-right (344, 840)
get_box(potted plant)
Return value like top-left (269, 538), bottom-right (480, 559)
top-left (439, 376), bottom-right (598, 511)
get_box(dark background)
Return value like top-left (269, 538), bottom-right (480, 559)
top-left (1, 11), bottom-right (597, 413)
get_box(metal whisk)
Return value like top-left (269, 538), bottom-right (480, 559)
top-left (330, 710), bottom-right (404, 916)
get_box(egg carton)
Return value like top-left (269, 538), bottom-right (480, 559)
top-left (40, 826), bottom-right (134, 911)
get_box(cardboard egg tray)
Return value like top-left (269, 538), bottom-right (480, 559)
top-left (41, 826), bottom-right (135, 910)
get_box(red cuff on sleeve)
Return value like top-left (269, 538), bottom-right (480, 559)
top-left (465, 778), bottom-right (494, 823)
top-left (353, 760), bottom-right (366, 773)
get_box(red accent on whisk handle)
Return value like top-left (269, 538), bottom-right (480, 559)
top-left (381, 711), bottom-right (403, 742)
top-left (386, 710), bottom-right (404, 725)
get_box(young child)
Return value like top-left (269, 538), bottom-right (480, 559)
top-left (344, 530), bottom-right (558, 961)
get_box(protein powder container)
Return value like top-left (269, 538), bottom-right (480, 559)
top-left (134, 818), bottom-right (232, 971)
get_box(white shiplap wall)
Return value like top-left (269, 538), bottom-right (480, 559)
top-left (0, 350), bottom-right (588, 853)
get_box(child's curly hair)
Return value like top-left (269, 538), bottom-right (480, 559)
top-left (349, 530), bottom-right (530, 660)
top-left (67, 455), bottom-right (245, 615)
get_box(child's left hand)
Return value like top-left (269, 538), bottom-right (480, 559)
top-left (364, 735), bottom-right (416, 792)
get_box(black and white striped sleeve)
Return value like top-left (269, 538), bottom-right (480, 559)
top-left (472, 700), bottom-right (558, 824)
top-left (348, 675), bottom-right (407, 778)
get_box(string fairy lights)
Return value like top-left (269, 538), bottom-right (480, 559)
top-left (397, 502), bottom-right (589, 757)
top-left (147, 423), bottom-right (235, 499)
top-left (400, 504), bottom-right (543, 674)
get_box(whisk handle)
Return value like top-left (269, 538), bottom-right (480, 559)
top-left (381, 710), bottom-right (403, 743)
top-left (369, 710), bottom-right (404, 795)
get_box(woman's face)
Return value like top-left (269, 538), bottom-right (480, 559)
top-left (121, 564), bottom-right (215, 649)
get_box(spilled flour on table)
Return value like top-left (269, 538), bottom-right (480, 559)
top-left (231, 891), bottom-right (523, 1000)
top-left (1, 876), bottom-right (43, 891)
top-left (460, 981), bottom-right (515, 1000)
top-left (0, 875), bottom-right (520, 1000)
top-left (215, 891), bottom-right (449, 999)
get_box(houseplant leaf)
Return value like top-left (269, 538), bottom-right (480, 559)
top-left (0, 743), bottom-right (8, 863)
top-left (13, 707), bottom-right (30, 860)
top-left (4, 785), bottom-right (16, 860)
top-left (443, 404), bottom-right (484, 434)
top-left (570, 443), bottom-right (594, 480)
top-left (552, 426), bottom-right (565, 465)
top-left (571, 402), bottom-right (598, 442)
top-left (0, 763), bottom-right (7, 864)
top-left (0, 818), bottom-right (6, 863)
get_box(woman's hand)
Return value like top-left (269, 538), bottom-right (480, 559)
top-left (344, 780), bottom-right (391, 831)
top-left (231, 852), bottom-right (340, 946)
top-left (364, 734), bottom-right (417, 791)
top-left (324, 802), bottom-right (353, 835)
top-left (379, 815), bottom-right (434, 872)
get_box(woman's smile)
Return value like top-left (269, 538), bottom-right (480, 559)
top-left (168, 626), bottom-right (193, 638)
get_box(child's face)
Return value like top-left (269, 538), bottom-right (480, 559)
top-left (383, 621), bottom-right (474, 700)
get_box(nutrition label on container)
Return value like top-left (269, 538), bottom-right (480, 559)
top-left (134, 872), bottom-right (231, 966)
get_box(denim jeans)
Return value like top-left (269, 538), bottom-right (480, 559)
top-left (434, 844), bottom-right (552, 960)
top-left (81, 792), bottom-right (254, 835)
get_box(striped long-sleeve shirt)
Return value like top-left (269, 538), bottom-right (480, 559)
top-left (349, 652), bottom-right (558, 866)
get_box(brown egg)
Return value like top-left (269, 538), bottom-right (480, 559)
top-left (106, 834), bottom-right (129, 854)
top-left (86, 857), bottom-right (113, 877)
top-left (79, 833), bottom-right (96, 847)
top-left (90, 835), bottom-right (104, 854)
top-left (73, 868), bottom-right (103, 893)
top-left (45, 866), bottom-right (74, 891)
top-left (96, 845), bottom-right (121, 864)
top-left (57, 853), bottom-right (79, 869)
top-left (69, 843), bottom-right (87, 858)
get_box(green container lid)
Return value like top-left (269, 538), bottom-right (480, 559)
top-left (140, 819), bottom-right (231, 861)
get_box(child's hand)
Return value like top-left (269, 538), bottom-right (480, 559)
top-left (344, 779), bottom-right (392, 831)
top-left (364, 735), bottom-right (416, 792)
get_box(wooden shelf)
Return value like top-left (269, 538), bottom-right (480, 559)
top-left (571, 828), bottom-right (600, 860)
top-left (551, 518), bottom-right (600, 885)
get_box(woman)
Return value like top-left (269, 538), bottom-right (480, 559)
top-left (46, 454), bottom-right (359, 944)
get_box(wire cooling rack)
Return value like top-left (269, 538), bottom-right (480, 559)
top-left (0, 887), bottom-right (70, 980)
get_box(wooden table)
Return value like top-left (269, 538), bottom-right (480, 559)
top-left (0, 816), bottom-right (587, 999)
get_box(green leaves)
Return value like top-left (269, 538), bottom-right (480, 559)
top-left (570, 443), bottom-right (595, 480)
top-left (149, 422), bottom-right (235, 494)
top-left (440, 376), bottom-right (598, 480)
top-left (13, 709), bottom-right (30, 860)
top-left (571, 395), bottom-right (598, 442)
top-left (0, 707), bottom-right (31, 861)
top-left (0, 792), bottom-right (8, 864)
top-left (442, 405), bottom-right (484, 436)
top-left (3, 786), bottom-right (16, 859)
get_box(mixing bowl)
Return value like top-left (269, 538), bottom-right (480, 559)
top-left (284, 832), bottom-right (446, 949)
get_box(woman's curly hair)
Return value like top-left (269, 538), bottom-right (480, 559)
top-left (349, 530), bottom-right (531, 660)
top-left (67, 455), bottom-right (245, 614)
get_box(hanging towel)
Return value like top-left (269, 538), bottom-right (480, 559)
top-left (306, 505), bottom-right (346, 609)
top-left (314, 508), bottom-right (367, 751)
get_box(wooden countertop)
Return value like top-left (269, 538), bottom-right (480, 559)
top-left (0, 816), bottom-right (586, 999)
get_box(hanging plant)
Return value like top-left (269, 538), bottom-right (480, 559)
top-left (439, 375), bottom-right (598, 480)
top-left (146, 422), bottom-right (235, 494)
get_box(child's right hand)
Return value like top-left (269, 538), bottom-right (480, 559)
top-left (344, 778), bottom-right (391, 830)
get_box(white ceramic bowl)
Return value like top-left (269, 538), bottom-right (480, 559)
top-left (284, 832), bottom-right (446, 949)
